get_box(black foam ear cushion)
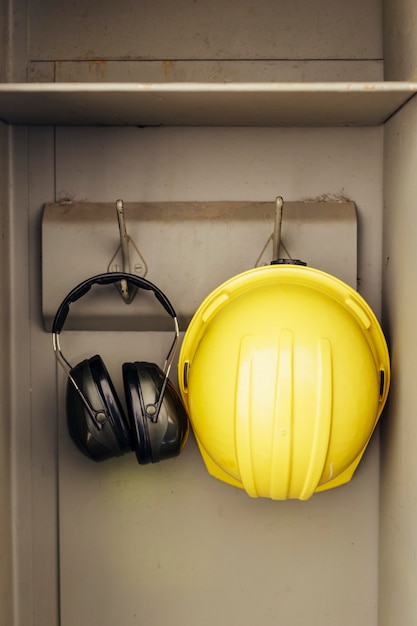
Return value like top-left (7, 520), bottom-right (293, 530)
top-left (123, 362), bottom-right (189, 464)
top-left (67, 355), bottom-right (132, 462)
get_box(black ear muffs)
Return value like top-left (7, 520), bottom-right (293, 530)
top-left (52, 272), bottom-right (189, 464)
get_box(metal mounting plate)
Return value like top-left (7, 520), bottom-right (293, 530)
top-left (42, 200), bottom-right (357, 331)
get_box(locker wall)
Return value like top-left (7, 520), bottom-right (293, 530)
top-left (0, 4), bottom-right (6, 81)
top-left (384, 0), bottom-right (417, 80)
top-left (1, 0), bottom-right (416, 625)
top-left (0, 2), bottom-right (11, 621)
top-left (29, 0), bottom-right (382, 61)
top-left (55, 125), bottom-right (382, 626)
top-left (381, 93), bottom-right (417, 626)
top-left (380, 0), bottom-right (417, 623)
top-left (16, 0), bottom-right (384, 83)
top-left (0, 121), bottom-right (12, 626)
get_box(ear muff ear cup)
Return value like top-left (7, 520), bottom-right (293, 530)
top-left (123, 362), bottom-right (189, 464)
top-left (67, 355), bottom-right (133, 462)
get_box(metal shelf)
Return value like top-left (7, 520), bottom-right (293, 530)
top-left (0, 82), bottom-right (416, 126)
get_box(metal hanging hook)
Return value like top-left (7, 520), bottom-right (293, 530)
top-left (116, 199), bottom-right (131, 302)
top-left (109, 199), bottom-right (139, 303)
top-left (272, 196), bottom-right (284, 261)
top-left (255, 196), bottom-right (292, 267)
top-left (116, 200), bottom-right (130, 271)
top-left (107, 199), bottom-right (148, 303)
top-left (254, 195), bottom-right (293, 267)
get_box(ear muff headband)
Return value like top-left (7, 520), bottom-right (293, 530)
top-left (52, 271), bottom-right (176, 333)
top-left (52, 272), bottom-right (180, 427)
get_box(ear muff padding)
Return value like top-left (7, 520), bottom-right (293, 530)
top-left (123, 362), bottom-right (189, 464)
top-left (67, 355), bottom-right (132, 462)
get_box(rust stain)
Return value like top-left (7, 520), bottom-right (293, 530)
top-left (161, 60), bottom-right (173, 82)
top-left (88, 60), bottom-right (108, 80)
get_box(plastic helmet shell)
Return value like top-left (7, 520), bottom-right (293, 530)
top-left (178, 265), bottom-right (390, 500)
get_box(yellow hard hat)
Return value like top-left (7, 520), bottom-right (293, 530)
top-left (178, 263), bottom-right (390, 500)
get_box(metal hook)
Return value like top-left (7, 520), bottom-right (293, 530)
top-left (116, 199), bottom-right (131, 302)
top-left (272, 196), bottom-right (284, 260)
top-left (254, 195), bottom-right (292, 267)
top-left (107, 199), bottom-right (148, 302)
top-left (110, 199), bottom-right (138, 303)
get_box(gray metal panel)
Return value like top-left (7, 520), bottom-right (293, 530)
top-left (1, 125), bottom-right (60, 626)
top-left (27, 127), bottom-right (60, 626)
top-left (0, 0), bottom-right (7, 81)
top-left (384, 0), bottom-right (417, 80)
top-left (58, 362), bottom-right (381, 626)
top-left (380, 90), bottom-right (417, 626)
top-left (48, 59), bottom-right (384, 84)
top-left (28, 0), bottom-right (382, 61)
top-left (7, 126), bottom-right (61, 626)
top-left (53, 124), bottom-right (382, 626)
top-left (8, 126), bottom-right (33, 626)
top-left (0, 121), bottom-right (13, 626)
top-left (6, 0), bottom-right (29, 81)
